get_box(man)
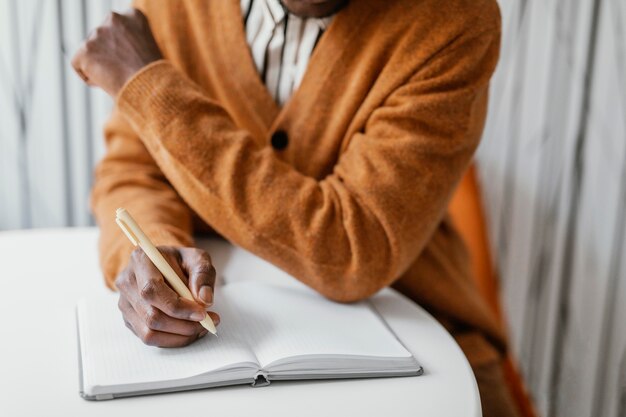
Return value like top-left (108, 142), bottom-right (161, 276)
top-left (72, 0), bottom-right (517, 415)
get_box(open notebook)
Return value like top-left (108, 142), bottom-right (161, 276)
top-left (76, 281), bottom-right (422, 400)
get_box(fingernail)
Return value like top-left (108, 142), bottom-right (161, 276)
top-left (191, 311), bottom-right (205, 321)
top-left (198, 330), bottom-right (209, 339)
top-left (199, 285), bottom-right (213, 305)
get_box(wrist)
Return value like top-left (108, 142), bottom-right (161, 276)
top-left (115, 59), bottom-right (169, 100)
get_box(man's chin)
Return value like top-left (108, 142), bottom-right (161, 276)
top-left (298, 0), bottom-right (335, 4)
top-left (281, 0), bottom-right (347, 18)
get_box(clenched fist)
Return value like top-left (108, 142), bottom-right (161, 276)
top-left (71, 8), bottom-right (162, 96)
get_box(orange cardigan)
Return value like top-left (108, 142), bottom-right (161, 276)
top-left (92, 0), bottom-right (506, 367)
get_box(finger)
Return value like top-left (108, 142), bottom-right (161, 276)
top-left (70, 44), bottom-right (98, 86)
top-left (142, 329), bottom-right (197, 348)
top-left (118, 296), bottom-right (138, 336)
top-left (207, 311), bottom-right (221, 327)
top-left (71, 45), bottom-right (88, 78)
top-left (180, 248), bottom-right (216, 307)
top-left (122, 278), bottom-right (204, 337)
top-left (125, 305), bottom-right (199, 348)
top-left (122, 293), bottom-right (211, 346)
top-left (114, 267), bottom-right (136, 297)
top-left (166, 248), bottom-right (190, 286)
top-left (131, 248), bottom-right (206, 321)
top-left (128, 7), bottom-right (149, 28)
top-left (141, 305), bottom-right (205, 337)
top-left (76, 68), bottom-right (89, 83)
top-left (130, 7), bottom-right (146, 18)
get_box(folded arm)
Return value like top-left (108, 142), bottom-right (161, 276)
top-left (112, 30), bottom-right (500, 302)
top-left (76, 10), bottom-right (500, 301)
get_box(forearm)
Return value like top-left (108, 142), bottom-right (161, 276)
top-left (76, 16), bottom-right (500, 300)
top-left (115, 61), bottom-right (482, 302)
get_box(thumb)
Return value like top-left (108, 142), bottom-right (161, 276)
top-left (180, 248), bottom-right (216, 308)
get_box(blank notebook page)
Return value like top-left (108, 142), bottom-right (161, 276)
top-left (78, 294), bottom-right (258, 389)
top-left (78, 281), bottom-right (413, 389)
top-left (219, 282), bottom-right (413, 368)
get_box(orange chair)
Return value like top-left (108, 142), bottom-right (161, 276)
top-left (448, 164), bottom-right (537, 417)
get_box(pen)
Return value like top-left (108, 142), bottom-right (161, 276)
top-left (115, 207), bottom-right (217, 335)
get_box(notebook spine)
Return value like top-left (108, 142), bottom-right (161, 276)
top-left (252, 370), bottom-right (270, 387)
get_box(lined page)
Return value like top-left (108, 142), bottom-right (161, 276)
top-left (219, 282), bottom-right (413, 368)
top-left (78, 294), bottom-right (258, 390)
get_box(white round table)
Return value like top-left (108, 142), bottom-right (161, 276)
top-left (0, 228), bottom-right (481, 417)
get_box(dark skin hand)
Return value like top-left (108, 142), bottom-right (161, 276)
top-left (116, 246), bottom-right (221, 348)
top-left (71, 8), bottom-right (162, 97)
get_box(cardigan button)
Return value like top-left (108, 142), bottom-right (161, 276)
top-left (271, 130), bottom-right (289, 150)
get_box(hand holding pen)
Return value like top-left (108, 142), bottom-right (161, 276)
top-left (115, 208), bottom-right (219, 348)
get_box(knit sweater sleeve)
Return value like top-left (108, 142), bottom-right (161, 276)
top-left (91, 106), bottom-right (194, 289)
top-left (115, 26), bottom-right (500, 302)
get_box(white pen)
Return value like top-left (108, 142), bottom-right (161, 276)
top-left (115, 207), bottom-right (217, 335)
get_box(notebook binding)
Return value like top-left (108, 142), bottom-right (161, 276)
top-left (252, 370), bottom-right (270, 387)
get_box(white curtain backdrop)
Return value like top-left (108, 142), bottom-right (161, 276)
top-left (1, 1), bottom-right (625, 416)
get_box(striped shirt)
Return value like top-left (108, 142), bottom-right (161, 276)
top-left (241, 0), bottom-right (335, 106)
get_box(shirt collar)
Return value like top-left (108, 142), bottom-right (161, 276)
top-left (317, 15), bottom-right (334, 30)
